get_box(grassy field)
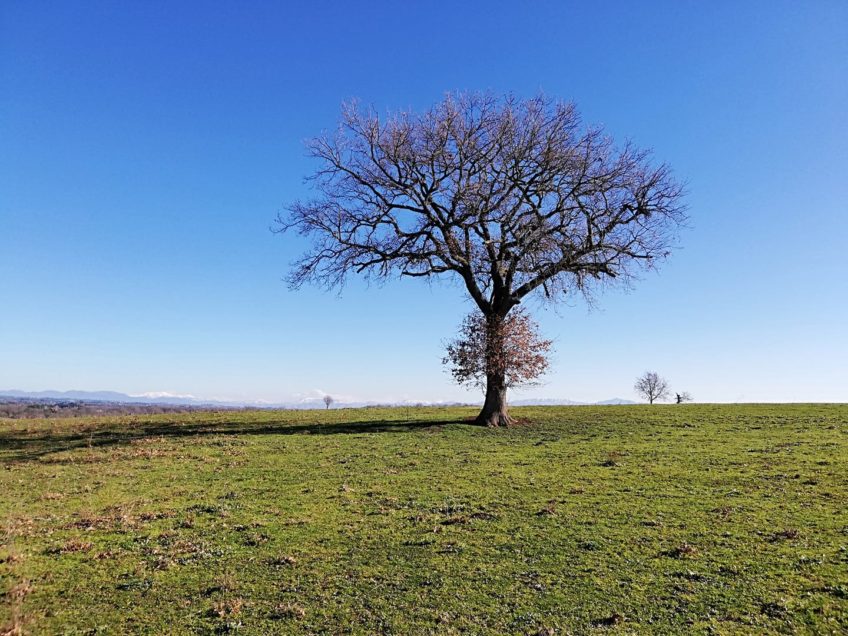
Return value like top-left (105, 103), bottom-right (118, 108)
top-left (1, 404), bottom-right (846, 635)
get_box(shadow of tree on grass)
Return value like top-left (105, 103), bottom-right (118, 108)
top-left (0, 415), bottom-right (476, 464)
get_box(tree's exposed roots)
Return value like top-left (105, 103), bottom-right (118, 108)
top-left (475, 410), bottom-right (515, 428)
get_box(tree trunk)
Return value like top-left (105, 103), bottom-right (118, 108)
top-left (475, 312), bottom-right (513, 426)
top-left (476, 372), bottom-right (512, 426)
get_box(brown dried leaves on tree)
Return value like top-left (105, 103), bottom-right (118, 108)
top-left (444, 308), bottom-right (553, 391)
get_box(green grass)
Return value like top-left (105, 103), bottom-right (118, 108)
top-left (1, 404), bottom-right (846, 634)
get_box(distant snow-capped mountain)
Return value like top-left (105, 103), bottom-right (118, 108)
top-left (510, 398), bottom-right (585, 406)
top-left (511, 397), bottom-right (637, 406)
top-left (0, 389), bottom-right (454, 409)
top-left (0, 389), bottom-right (220, 406)
top-left (0, 389), bottom-right (636, 409)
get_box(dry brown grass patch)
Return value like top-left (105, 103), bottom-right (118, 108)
top-left (270, 602), bottom-right (306, 620)
top-left (210, 597), bottom-right (243, 618)
top-left (47, 538), bottom-right (93, 555)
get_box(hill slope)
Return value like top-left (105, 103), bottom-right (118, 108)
top-left (1, 404), bottom-right (846, 634)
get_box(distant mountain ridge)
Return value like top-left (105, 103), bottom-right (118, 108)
top-left (0, 389), bottom-right (636, 409)
top-left (0, 389), bottom-right (215, 406)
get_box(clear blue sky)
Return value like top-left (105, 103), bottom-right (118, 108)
top-left (1, 1), bottom-right (846, 404)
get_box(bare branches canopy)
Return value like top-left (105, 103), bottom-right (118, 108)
top-left (323, 395), bottom-right (333, 409)
top-left (635, 371), bottom-right (671, 404)
top-left (279, 92), bottom-right (686, 314)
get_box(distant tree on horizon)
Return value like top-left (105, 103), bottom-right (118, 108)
top-left (675, 391), bottom-right (693, 404)
top-left (444, 308), bottom-right (552, 394)
top-left (279, 92), bottom-right (686, 426)
top-left (635, 372), bottom-right (670, 404)
top-left (323, 395), bottom-right (333, 410)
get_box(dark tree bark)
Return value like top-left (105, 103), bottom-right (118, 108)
top-left (478, 312), bottom-right (511, 426)
top-left (278, 93), bottom-right (687, 425)
top-left (479, 374), bottom-right (510, 426)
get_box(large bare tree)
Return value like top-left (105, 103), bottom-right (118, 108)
top-left (278, 93), bottom-right (686, 426)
